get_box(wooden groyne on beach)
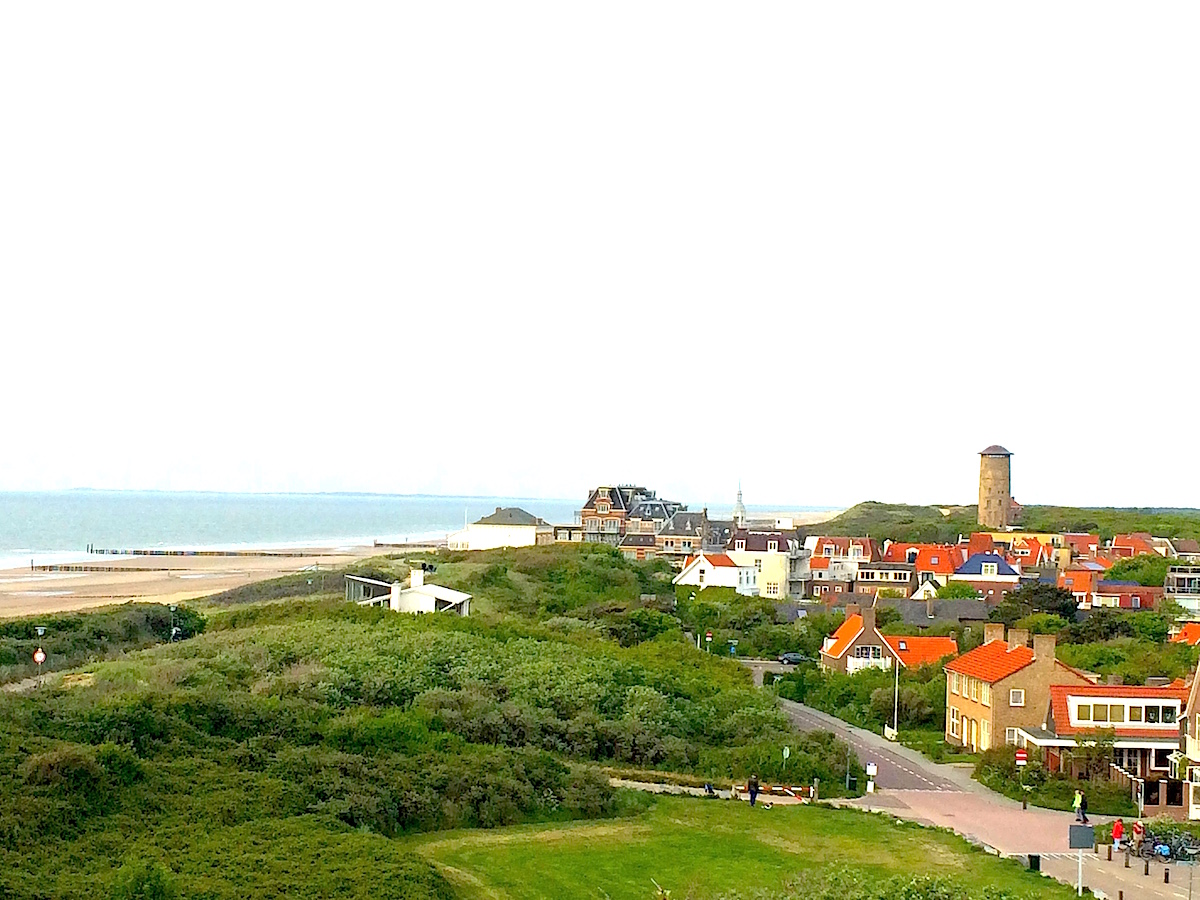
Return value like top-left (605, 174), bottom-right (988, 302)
top-left (34, 564), bottom-right (191, 573)
top-left (86, 546), bottom-right (313, 558)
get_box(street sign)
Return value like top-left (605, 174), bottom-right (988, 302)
top-left (1016, 749), bottom-right (1028, 767)
top-left (866, 762), bottom-right (878, 777)
top-left (1068, 825), bottom-right (1094, 849)
top-left (783, 746), bottom-right (791, 761)
top-left (705, 632), bottom-right (712, 642)
top-left (33, 648), bottom-right (46, 665)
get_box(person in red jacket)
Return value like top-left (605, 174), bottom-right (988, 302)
top-left (1111, 818), bottom-right (1124, 852)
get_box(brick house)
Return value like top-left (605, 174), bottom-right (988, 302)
top-left (1017, 683), bottom-right (1189, 821)
top-left (820, 605), bottom-right (957, 675)
top-left (656, 509), bottom-right (706, 567)
top-left (854, 561), bottom-right (917, 597)
top-left (1178, 666), bottom-right (1200, 819)
top-left (943, 624), bottom-right (1093, 752)
top-left (1088, 580), bottom-right (1164, 610)
top-left (882, 542), bottom-right (965, 588)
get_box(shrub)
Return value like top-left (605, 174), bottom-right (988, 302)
top-left (109, 859), bottom-right (179, 900)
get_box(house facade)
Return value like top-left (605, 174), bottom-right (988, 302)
top-left (1017, 683), bottom-right (1189, 821)
top-left (345, 569), bottom-right (471, 616)
top-left (854, 561), bottom-right (917, 597)
top-left (656, 509), bottom-right (706, 567)
top-left (726, 529), bottom-right (802, 599)
top-left (949, 553), bottom-right (1021, 604)
top-left (446, 507), bottom-right (553, 551)
top-left (943, 625), bottom-right (1092, 752)
top-left (1166, 566), bottom-right (1200, 616)
top-left (672, 552), bottom-right (755, 595)
top-left (819, 605), bottom-right (957, 675)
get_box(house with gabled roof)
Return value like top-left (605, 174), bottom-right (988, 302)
top-left (727, 529), bottom-right (803, 599)
top-left (1006, 536), bottom-right (1052, 571)
top-left (949, 553), bottom-right (1021, 604)
top-left (656, 509), bottom-right (707, 567)
top-left (944, 624), bottom-right (1092, 752)
top-left (1063, 533), bottom-right (1101, 559)
top-left (672, 552), bottom-right (757, 596)
top-left (1058, 558), bottom-right (1112, 605)
top-left (1111, 532), bottom-right (1164, 559)
top-left (819, 604), bottom-right (957, 675)
top-left (881, 542), bottom-right (965, 588)
top-left (1017, 682), bottom-right (1190, 820)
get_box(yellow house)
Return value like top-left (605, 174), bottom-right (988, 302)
top-left (725, 529), bottom-right (797, 599)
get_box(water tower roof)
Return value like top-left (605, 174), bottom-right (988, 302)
top-left (980, 445), bottom-right (1012, 456)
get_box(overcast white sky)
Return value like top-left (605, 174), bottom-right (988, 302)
top-left (2, 3), bottom-right (1197, 509)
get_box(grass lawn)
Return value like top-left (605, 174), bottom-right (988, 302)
top-left (402, 793), bottom-right (1075, 900)
top-left (900, 728), bottom-right (978, 765)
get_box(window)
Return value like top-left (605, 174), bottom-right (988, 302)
top-left (982, 563), bottom-right (998, 577)
top-left (981, 719), bottom-right (990, 751)
top-left (981, 684), bottom-right (992, 707)
top-left (1077, 704), bottom-right (1092, 722)
top-left (1147, 706), bottom-right (1161, 724)
top-left (907, 549), bottom-right (918, 564)
top-left (768, 541), bottom-right (778, 552)
top-left (970, 679), bottom-right (979, 701)
top-left (765, 583), bottom-right (780, 597)
top-left (824, 546), bottom-right (833, 556)
top-left (736, 540), bottom-right (746, 551)
top-left (931, 555), bottom-right (940, 565)
top-left (597, 502), bottom-right (609, 514)
top-left (1110, 705), bottom-right (1125, 723)
top-left (1163, 706), bottom-right (1179, 724)
top-left (1093, 705), bottom-right (1109, 723)
top-left (1006, 727), bottom-right (1018, 745)
top-left (898, 640), bottom-right (908, 651)
top-left (1146, 780), bottom-right (1162, 805)
top-left (1129, 706), bottom-right (1143, 723)
top-left (1154, 749), bottom-right (1172, 770)
top-left (951, 673), bottom-right (960, 695)
top-left (950, 707), bottom-right (961, 737)
top-left (850, 546), bottom-right (861, 558)
top-left (1168, 780), bottom-right (1184, 807)
top-left (1009, 689), bottom-right (1025, 707)
top-left (698, 570), bottom-right (705, 584)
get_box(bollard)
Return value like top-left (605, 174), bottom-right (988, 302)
top-left (1107, 845), bottom-right (1112, 861)
top-left (1165, 868), bottom-right (1170, 884)
top-left (1125, 852), bottom-right (1130, 868)
top-left (1119, 891), bottom-right (1123, 900)
top-left (1022, 798), bottom-right (1027, 809)
top-left (1145, 859), bottom-right (1150, 876)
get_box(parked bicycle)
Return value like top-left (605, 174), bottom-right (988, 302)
top-left (1137, 830), bottom-right (1200, 862)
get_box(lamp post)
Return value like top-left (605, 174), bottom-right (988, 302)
top-left (34, 625), bottom-right (47, 688)
top-left (169, 605), bottom-right (178, 642)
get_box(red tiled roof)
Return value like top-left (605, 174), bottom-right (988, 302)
top-left (1112, 534), bottom-right (1158, 556)
top-left (1172, 624), bottom-right (1200, 646)
top-left (1049, 683), bottom-right (1189, 738)
top-left (882, 635), bottom-right (958, 669)
top-left (702, 553), bottom-right (738, 568)
top-left (823, 614), bottom-right (864, 659)
top-left (967, 533), bottom-right (996, 557)
top-left (944, 639), bottom-right (1036, 682)
top-left (809, 557), bottom-right (831, 571)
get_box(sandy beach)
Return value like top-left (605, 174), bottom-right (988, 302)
top-left (0, 547), bottom-right (389, 618)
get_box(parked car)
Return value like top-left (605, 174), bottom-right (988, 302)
top-left (777, 652), bottom-right (808, 665)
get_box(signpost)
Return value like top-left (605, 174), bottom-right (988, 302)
top-left (1015, 749), bottom-right (1028, 766)
top-left (33, 647), bottom-right (46, 687)
top-left (866, 761), bottom-right (878, 793)
top-left (1069, 825), bottom-right (1095, 897)
top-left (705, 631), bottom-right (712, 652)
top-left (782, 745), bottom-right (790, 773)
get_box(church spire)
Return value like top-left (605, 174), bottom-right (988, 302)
top-left (733, 482), bottom-right (746, 528)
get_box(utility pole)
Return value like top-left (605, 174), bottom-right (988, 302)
top-left (893, 658), bottom-right (900, 735)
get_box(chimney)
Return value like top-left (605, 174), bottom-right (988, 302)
top-left (847, 603), bottom-right (862, 618)
top-left (1031, 633), bottom-right (1056, 660)
top-left (410, 568), bottom-right (425, 589)
top-left (1106, 674), bottom-right (1124, 686)
top-left (983, 623), bottom-right (1006, 644)
top-left (1008, 628), bottom-right (1030, 650)
top-left (496, 507), bottom-right (502, 514)
top-left (926, 596), bottom-right (935, 619)
top-left (863, 607), bottom-right (877, 635)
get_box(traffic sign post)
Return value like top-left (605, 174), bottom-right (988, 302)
top-left (33, 647), bottom-right (46, 688)
top-left (1016, 749), bottom-right (1028, 767)
top-left (705, 631), bottom-right (712, 652)
top-left (783, 746), bottom-right (790, 772)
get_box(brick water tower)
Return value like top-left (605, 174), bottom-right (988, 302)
top-left (978, 445), bottom-right (1012, 529)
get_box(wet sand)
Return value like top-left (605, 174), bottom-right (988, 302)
top-left (0, 547), bottom-right (386, 618)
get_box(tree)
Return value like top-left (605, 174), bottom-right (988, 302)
top-left (936, 581), bottom-right (980, 599)
top-left (875, 606), bottom-right (903, 628)
top-left (1105, 554), bottom-right (1173, 587)
top-left (1015, 613), bottom-right (1068, 634)
top-left (1008, 583), bottom-right (1079, 622)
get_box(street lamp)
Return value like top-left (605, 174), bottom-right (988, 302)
top-left (169, 605), bottom-right (178, 642)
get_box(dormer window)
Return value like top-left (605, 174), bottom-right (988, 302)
top-left (735, 540), bottom-right (746, 551)
top-left (982, 563), bottom-right (998, 577)
top-left (906, 549), bottom-right (918, 564)
top-left (768, 541), bottom-right (778, 552)
top-left (850, 546), bottom-right (861, 558)
top-left (931, 555), bottom-right (939, 565)
top-left (597, 502), bottom-right (609, 514)
top-left (824, 546), bottom-right (833, 556)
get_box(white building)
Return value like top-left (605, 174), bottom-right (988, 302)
top-left (446, 507), bottom-right (553, 552)
top-left (672, 552), bottom-right (757, 596)
top-left (345, 568), bottom-right (471, 616)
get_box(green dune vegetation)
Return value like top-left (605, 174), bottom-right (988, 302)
top-left (0, 545), bottom-right (1075, 898)
top-left (818, 501), bottom-right (1200, 543)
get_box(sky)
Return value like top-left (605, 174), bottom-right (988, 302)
top-left (2, 3), bottom-right (1197, 510)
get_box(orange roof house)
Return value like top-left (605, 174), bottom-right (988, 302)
top-left (1172, 623), bottom-right (1200, 646)
top-left (881, 543), bottom-right (964, 585)
top-left (820, 605), bottom-right (957, 674)
top-left (1111, 533), bottom-right (1162, 559)
top-left (1063, 533), bottom-right (1101, 558)
top-left (943, 624), bottom-right (1093, 753)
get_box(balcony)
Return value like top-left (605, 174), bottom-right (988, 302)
top-left (1187, 733), bottom-right (1200, 763)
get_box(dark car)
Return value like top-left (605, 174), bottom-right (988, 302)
top-left (777, 652), bottom-right (807, 666)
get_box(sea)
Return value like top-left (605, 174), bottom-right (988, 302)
top-left (0, 491), bottom-right (582, 572)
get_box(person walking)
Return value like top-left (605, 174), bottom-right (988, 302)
top-left (1112, 818), bottom-right (1124, 852)
top-left (1073, 789), bottom-right (1083, 822)
top-left (748, 774), bottom-right (760, 808)
top-left (1079, 790), bottom-right (1089, 824)
top-left (1132, 818), bottom-right (1145, 855)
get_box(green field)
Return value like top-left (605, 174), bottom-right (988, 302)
top-left (404, 793), bottom-right (1074, 899)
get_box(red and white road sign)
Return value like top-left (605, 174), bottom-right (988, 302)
top-left (33, 648), bottom-right (46, 665)
top-left (1015, 748), bottom-right (1028, 767)
top-left (705, 631), bottom-right (712, 641)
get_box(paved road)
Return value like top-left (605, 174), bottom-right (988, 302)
top-left (775, 695), bottom-right (1183, 899)
top-left (780, 698), bottom-right (963, 791)
top-left (739, 658), bottom-right (795, 688)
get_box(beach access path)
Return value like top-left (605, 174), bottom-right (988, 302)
top-left (0, 547), bottom-right (383, 618)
